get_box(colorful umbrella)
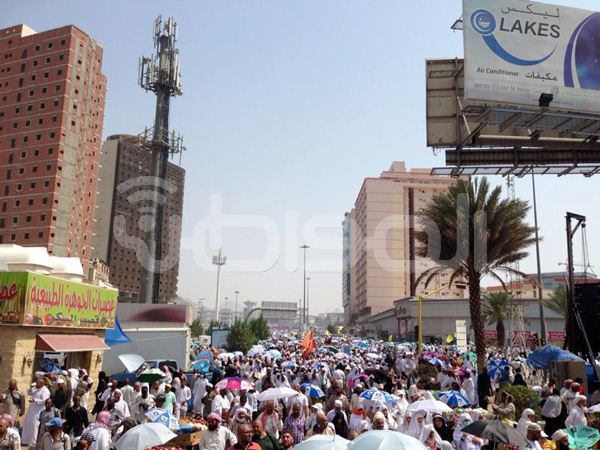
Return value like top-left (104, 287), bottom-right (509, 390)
top-left (486, 360), bottom-right (510, 378)
top-left (268, 349), bottom-right (282, 359)
top-left (566, 425), bottom-right (600, 449)
top-left (196, 349), bottom-right (213, 361)
top-left (301, 383), bottom-right (325, 398)
top-left (360, 388), bottom-right (396, 405)
top-left (439, 390), bottom-right (470, 407)
top-left (190, 359), bottom-right (211, 372)
top-left (427, 357), bottom-right (443, 366)
top-left (247, 346), bottom-right (266, 357)
top-left (348, 374), bottom-right (369, 388)
top-left (215, 377), bottom-right (254, 391)
top-left (145, 408), bottom-right (180, 431)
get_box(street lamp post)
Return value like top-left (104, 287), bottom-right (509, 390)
top-left (212, 249), bottom-right (227, 323)
top-left (235, 290), bottom-right (240, 320)
top-left (306, 277), bottom-right (311, 327)
top-left (300, 244), bottom-right (310, 329)
top-left (531, 172), bottom-right (547, 345)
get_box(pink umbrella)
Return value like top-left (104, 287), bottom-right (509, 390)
top-left (215, 377), bottom-right (254, 391)
top-left (348, 374), bottom-right (369, 388)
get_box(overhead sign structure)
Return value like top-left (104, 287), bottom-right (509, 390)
top-left (464, 0), bottom-right (600, 114)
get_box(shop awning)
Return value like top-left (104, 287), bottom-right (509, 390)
top-left (36, 334), bottom-right (110, 352)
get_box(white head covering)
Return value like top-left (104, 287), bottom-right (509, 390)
top-left (517, 408), bottom-right (535, 436)
top-left (453, 412), bottom-right (473, 444)
top-left (407, 410), bottom-right (427, 438)
top-left (420, 424), bottom-right (442, 446)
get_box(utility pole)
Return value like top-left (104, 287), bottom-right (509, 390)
top-left (138, 16), bottom-right (184, 304)
top-left (531, 172), bottom-right (547, 345)
top-left (212, 249), bottom-right (227, 323)
top-left (306, 277), bottom-right (311, 327)
top-left (300, 244), bottom-right (310, 329)
top-left (235, 290), bottom-right (240, 320)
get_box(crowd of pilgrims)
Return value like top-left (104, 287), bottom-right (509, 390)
top-left (0, 337), bottom-right (599, 450)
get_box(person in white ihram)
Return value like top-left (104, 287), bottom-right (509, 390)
top-left (21, 378), bottom-right (51, 447)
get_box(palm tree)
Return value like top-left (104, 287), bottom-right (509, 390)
top-left (543, 285), bottom-right (568, 318)
top-left (482, 291), bottom-right (511, 348)
top-left (415, 177), bottom-right (536, 371)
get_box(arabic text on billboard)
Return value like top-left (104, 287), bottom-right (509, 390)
top-left (0, 272), bottom-right (117, 329)
top-left (464, 0), bottom-right (600, 113)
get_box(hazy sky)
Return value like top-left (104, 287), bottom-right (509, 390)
top-left (6, 0), bottom-right (600, 315)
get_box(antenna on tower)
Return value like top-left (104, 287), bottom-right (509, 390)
top-left (137, 16), bottom-right (186, 304)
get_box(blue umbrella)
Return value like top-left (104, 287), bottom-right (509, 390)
top-left (145, 408), bottom-right (180, 431)
top-left (301, 383), bottom-right (325, 398)
top-left (439, 390), bottom-right (470, 407)
top-left (486, 360), bottom-right (510, 378)
top-left (428, 357), bottom-right (443, 366)
top-left (360, 388), bottom-right (397, 405)
top-left (190, 359), bottom-right (211, 373)
top-left (196, 349), bottom-right (213, 362)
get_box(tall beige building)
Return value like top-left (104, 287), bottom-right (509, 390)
top-left (348, 161), bottom-right (467, 326)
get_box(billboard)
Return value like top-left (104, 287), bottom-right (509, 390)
top-left (464, 0), bottom-right (600, 113)
top-left (0, 271), bottom-right (118, 328)
top-left (117, 303), bottom-right (187, 324)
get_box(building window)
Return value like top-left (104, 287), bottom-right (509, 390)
top-left (14, 107), bottom-right (20, 114)
top-left (44, 180), bottom-right (49, 188)
top-left (59, 54), bottom-right (64, 61)
top-left (10, 234), bottom-right (16, 241)
top-left (45, 57), bottom-right (51, 64)
top-left (46, 164), bottom-right (51, 171)
top-left (55, 84), bottom-right (60, 92)
top-left (12, 217), bottom-right (18, 225)
top-left (20, 151), bottom-right (26, 159)
top-left (32, 166), bottom-right (37, 173)
top-left (48, 42), bottom-right (53, 49)
top-left (60, 39), bottom-right (66, 45)
top-left (25, 216), bottom-right (31, 223)
top-left (40, 102), bottom-right (45, 109)
top-left (30, 74), bottom-right (36, 81)
top-left (57, 69), bottom-right (62, 76)
top-left (42, 87), bottom-right (47, 94)
top-left (28, 199), bottom-right (33, 206)
top-left (43, 72), bottom-right (49, 79)
top-left (35, 45), bottom-right (40, 51)
top-left (40, 214), bottom-right (46, 221)
top-left (53, 100), bottom-right (58, 107)
top-left (42, 197), bottom-right (48, 205)
top-left (30, 182), bottom-right (36, 189)
top-left (28, 89), bottom-right (34, 96)
top-left (51, 115), bottom-right (57, 123)
top-left (14, 200), bottom-right (20, 207)
top-left (34, 150), bottom-right (40, 157)
top-left (38, 232), bottom-right (43, 238)
top-left (24, 232), bottom-right (30, 240)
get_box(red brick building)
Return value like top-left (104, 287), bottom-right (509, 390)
top-left (0, 24), bottom-right (106, 272)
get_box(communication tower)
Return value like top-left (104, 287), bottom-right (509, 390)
top-left (137, 16), bottom-right (185, 304)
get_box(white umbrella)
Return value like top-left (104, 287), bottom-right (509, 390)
top-left (334, 352), bottom-right (349, 359)
top-left (589, 404), bottom-right (600, 414)
top-left (248, 346), bottom-right (266, 357)
top-left (295, 434), bottom-right (350, 450)
top-left (218, 352), bottom-right (235, 360)
top-left (347, 430), bottom-right (427, 450)
top-left (406, 398), bottom-right (452, 414)
top-left (114, 423), bottom-right (177, 450)
top-left (365, 353), bottom-right (381, 359)
top-left (256, 387), bottom-right (297, 401)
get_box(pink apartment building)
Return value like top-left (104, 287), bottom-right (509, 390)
top-left (345, 161), bottom-right (468, 326)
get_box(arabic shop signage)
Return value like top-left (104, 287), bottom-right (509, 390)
top-left (464, 0), bottom-right (600, 114)
top-left (0, 271), bottom-right (118, 329)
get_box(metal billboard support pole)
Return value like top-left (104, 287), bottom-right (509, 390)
top-left (531, 172), bottom-right (547, 345)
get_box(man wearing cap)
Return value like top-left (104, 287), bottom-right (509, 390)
top-left (22, 378), bottom-right (51, 447)
top-left (551, 430), bottom-right (569, 450)
top-left (525, 422), bottom-right (542, 450)
top-left (131, 384), bottom-right (155, 423)
top-left (52, 378), bottom-right (72, 414)
top-left (306, 403), bottom-right (323, 431)
top-left (565, 394), bottom-right (588, 427)
top-left (110, 390), bottom-right (130, 423)
top-left (198, 412), bottom-right (237, 450)
top-left (326, 399), bottom-right (348, 424)
top-left (39, 417), bottom-right (71, 450)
